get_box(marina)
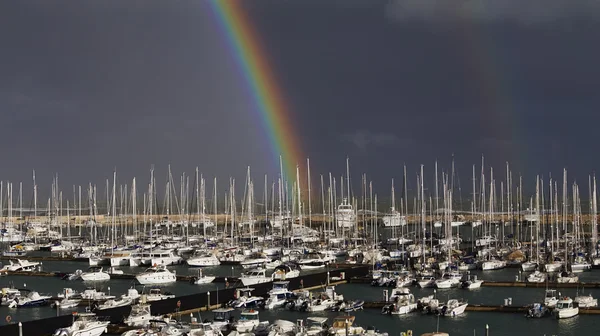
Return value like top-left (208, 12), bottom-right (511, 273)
top-left (1, 161), bottom-right (600, 336)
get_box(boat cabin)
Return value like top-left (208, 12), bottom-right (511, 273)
top-left (213, 307), bottom-right (235, 322)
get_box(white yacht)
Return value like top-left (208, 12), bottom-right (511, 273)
top-left (438, 299), bottom-right (468, 317)
top-left (136, 265), bottom-right (177, 285)
top-left (1, 259), bottom-right (40, 272)
top-left (527, 271), bottom-right (547, 283)
top-left (240, 255), bottom-right (271, 269)
top-left (481, 259), bottom-right (506, 271)
top-left (187, 252), bottom-right (221, 267)
top-left (229, 288), bottom-right (265, 308)
top-left (145, 288), bottom-right (175, 302)
top-left (557, 272), bottom-right (579, 283)
top-left (191, 269), bottom-right (216, 285)
top-left (328, 316), bottom-right (364, 336)
top-left (95, 297), bottom-right (133, 310)
top-left (53, 312), bottom-right (109, 336)
top-left (297, 253), bottom-right (328, 270)
top-left (240, 269), bottom-right (272, 286)
top-left (418, 276), bottom-right (436, 289)
top-left (265, 281), bottom-right (294, 310)
top-left (335, 198), bottom-right (356, 229)
top-left (234, 309), bottom-right (266, 333)
top-left (147, 249), bottom-right (182, 266)
top-left (80, 267), bottom-right (111, 282)
top-left (7, 290), bottom-right (52, 308)
top-left (381, 207), bottom-right (407, 227)
top-left (574, 293), bottom-right (598, 308)
top-left (272, 263), bottom-right (301, 280)
top-left (381, 288), bottom-right (417, 315)
top-left (435, 272), bottom-right (462, 289)
top-left (124, 303), bottom-right (154, 327)
top-left (553, 297), bottom-right (578, 319)
top-left (521, 261), bottom-right (538, 272)
top-left (544, 261), bottom-right (563, 273)
top-left (571, 256), bottom-right (592, 273)
top-left (544, 289), bottom-right (559, 308)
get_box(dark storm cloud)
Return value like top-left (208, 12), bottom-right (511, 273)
top-left (0, 0), bottom-right (599, 197)
top-left (385, 0), bottom-right (600, 23)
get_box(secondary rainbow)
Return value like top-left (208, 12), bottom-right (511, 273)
top-left (208, 0), bottom-right (304, 182)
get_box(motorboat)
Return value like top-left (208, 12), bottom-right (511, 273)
top-left (8, 290), bottom-right (52, 308)
top-left (481, 259), bottom-right (506, 271)
top-left (383, 288), bottom-right (417, 315)
top-left (461, 275), bottom-right (484, 289)
top-left (527, 271), bottom-right (547, 283)
top-left (135, 265), bottom-right (177, 285)
top-left (521, 261), bottom-right (538, 272)
top-left (437, 299), bottom-right (468, 317)
top-left (234, 309), bottom-right (267, 333)
top-left (240, 269), bottom-right (272, 286)
top-left (145, 288), bottom-right (175, 302)
top-left (300, 317), bottom-right (328, 336)
top-left (1, 287), bottom-right (21, 306)
top-left (544, 289), bottom-right (559, 308)
top-left (145, 249), bottom-right (182, 266)
top-left (188, 322), bottom-right (224, 336)
top-left (95, 297), bottom-right (133, 310)
top-left (328, 316), bottom-right (364, 336)
top-left (229, 287), bottom-right (265, 308)
top-left (53, 298), bottom-right (80, 309)
top-left (418, 276), bottom-right (436, 288)
top-left (557, 272), bottom-right (579, 284)
top-left (335, 198), bottom-right (356, 228)
top-left (265, 281), bottom-right (295, 310)
top-left (272, 263), bottom-right (301, 280)
top-left (574, 293), bottom-right (598, 308)
top-left (240, 254), bottom-right (271, 269)
top-left (297, 253), bottom-right (329, 270)
top-left (330, 299), bottom-right (365, 312)
top-left (190, 269), bottom-right (216, 285)
top-left (435, 272), bottom-right (462, 289)
top-left (0, 259), bottom-right (40, 272)
top-left (381, 207), bottom-right (407, 227)
top-left (553, 297), bottom-right (579, 319)
top-left (80, 267), bottom-right (111, 282)
top-left (525, 303), bottom-right (549, 318)
top-left (121, 287), bottom-right (141, 301)
top-left (300, 286), bottom-right (344, 312)
top-left (124, 303), bottom-right (154, 327)
top-left (571, 256), bottom-right (592, 273)
top-left (78, 288), bottom-right (115, 301)
top-left (544, 261), bottom-right (563, 273)
top-left (211, 307), bottom-right (235, 332)
top-left (187, 252), bottom-right (221, 267)
top-left (53, 312), bottom-right (109, 336)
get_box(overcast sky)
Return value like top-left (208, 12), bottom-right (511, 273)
top-left (1, 0), bottom-right (599, 199)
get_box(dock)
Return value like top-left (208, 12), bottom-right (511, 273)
top-left (349, 277), bottom-right (600, 289)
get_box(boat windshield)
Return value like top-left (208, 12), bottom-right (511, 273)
top-left (240, 312), bottom-right (259, 321)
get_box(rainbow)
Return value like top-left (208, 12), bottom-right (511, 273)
top-left (207, 1), bottom-right (304, 182)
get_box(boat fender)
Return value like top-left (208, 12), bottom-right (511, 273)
top-left (407, 331), bottom-right (413, 336)
top-left (5, 315), bottom-right (10, 323)
top-left (400, 333), bottom-right (406, 336)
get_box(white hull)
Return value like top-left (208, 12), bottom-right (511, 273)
top-left (241, 277), bottom-right (272, 287)
top-left (54, 322), bottom-right (109, 336)
top-left (390, 303), bottom-right (418, 315)
top-left (556, 307), bottom-right (578, 319)
top-left (193, 276), bottom-right (216, 285)
top-left (544, 262), bottom-right (563, 273)
top-left (80, 273), bottom-right (110, 282)
top-left (110, 257), bottom-right (130, 267)
top-left (272, 270), bottom-right (300, 280)
top-left (444, 303), bottom-right (468, 316)
top-left (521, 262), bottom-right (538, 272)
top-left (187, 257), bottom-right (221, 267)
